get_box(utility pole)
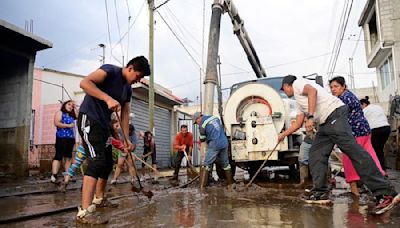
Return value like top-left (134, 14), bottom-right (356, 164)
top-left (348, 58), bottom-right (354, 89)
top-left (148, 0), bottom-right (155, 134)
top-left (99, 44), bottom-right (106, 65)
top-left (217, 55), bottom-right (224, 127)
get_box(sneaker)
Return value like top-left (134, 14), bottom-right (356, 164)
top-left (92, 196), bottom-right (119, 208)
top-left (110, 179), bottom-right (117, 185)
top-left (76, 205), bottom-right (108, 225)
top-left (373, 193), bottom-right (400, 215)
top-left (301, 190), bottom-right (332, 204)
top-left (50, 175), bottom-right (57, 183)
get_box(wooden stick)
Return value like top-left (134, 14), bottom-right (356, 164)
top-left (131, 153), bottom-right (168, 178)
top-left (246, 142), bottom-right (280, 187)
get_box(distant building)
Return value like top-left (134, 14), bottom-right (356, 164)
top-left (358, 0), bottom-right (400, 107)
top-left (0, 20), bottom-right (52, 177)
top-left (30, 68), bottom-right (84, 172)
top-left (31, 68), bottom-right (183, 171)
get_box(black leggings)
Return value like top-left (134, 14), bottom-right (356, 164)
top-left (54, 137), bottom-right (75, 161)
top-left (371, 126), bottom-right (391, 171)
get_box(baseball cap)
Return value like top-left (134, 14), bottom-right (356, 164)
top-left (280, 75), bottom-right (297, 90)
top-left (192, 112), bottom-right (202, 122)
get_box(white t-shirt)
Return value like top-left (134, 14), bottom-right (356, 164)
top-left (363, 104), bottom-right (389, 129)
top-left (293, 78), bottom-right (344, 124)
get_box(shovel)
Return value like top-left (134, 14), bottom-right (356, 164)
top-left (182, 150), bottom-right (198, 179)
top-left (115, 112), bottom-right (153, 199)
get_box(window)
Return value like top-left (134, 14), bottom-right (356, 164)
top-left (379, 55), bottom-right (394, 90)
top-left (368, 11), bottom-right (379, 49)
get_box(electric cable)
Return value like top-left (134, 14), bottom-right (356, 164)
top-left (350, 28), bottom-right (363, 58)
top-left (105, 0), bottom-right (123, 65)
top-left (154, 0), bottom-right (172, 10)
top-left (161, 6), bottom-right (201, 57)
top-left (157, 11), bottom-right (203, 70)
top-left (329, 0), bottom-right (354, 78)
top-left (114, 0), bottom-right (125, 64)
top-left (327, 0), bottom-right (354, 79)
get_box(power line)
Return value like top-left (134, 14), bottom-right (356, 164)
top-left (326, 0), bottom-right (349, 74)
top-left (41, 32), bottom-right (108, 67)
top-left (325, 0), bottom-right (348, 75)
top-left (225, 62), bottom-right (251, 73)
top-left (162, 6), bottom-right (201, 57)
top-left (156, 11), bottom-right (203, 70)
top-left (33, 78), bottom-right (73, 100)
top-left (321, 1), bottom-right (341, 74)
top-left (351, 28), bottom-right (363, 58)
top-left (326, 0), bottom-right (354, 78)
top-left (111, 0), bottom-right (146, 53)
top-left (125, 0), bottom-right (131, 17)
top-left (222, 71), bottom-right (251, 77)
top-left (154, 0), bottom-right (172, 10)
top-left (104, 0), bottom-right (123, 65)
top-left (114, 0), bottom-right (125, 65)
top-left (266, 52), bottom-right (332, 69)
top-left (169, 78), bottom-right (199, 89)
top-left (165, 5), bottom-right (202, 46)
top-left (126, 0), bottom-right (131, 61)
top-left (41, 0), bottom-right (142, 69)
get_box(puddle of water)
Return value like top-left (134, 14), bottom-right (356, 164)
top-left (2, 172), bottom-right (400, 227)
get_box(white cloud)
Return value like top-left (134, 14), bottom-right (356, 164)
top-left (1, 0), bottom-right (377, 100)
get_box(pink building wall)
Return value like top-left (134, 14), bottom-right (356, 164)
top-left (29, 69), bottom-right (64, 168)
top-left (29, 69), bottom-right (42, 168)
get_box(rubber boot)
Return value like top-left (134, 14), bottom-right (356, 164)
top-left (225, 169), bottom-right (234, 190)
top-left (295, 165), bottom-right (309, 189)
top-left (199, 167), bottom-right (209, 190)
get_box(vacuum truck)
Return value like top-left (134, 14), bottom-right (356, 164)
top-left (202, 0), bottom-right (324, 179)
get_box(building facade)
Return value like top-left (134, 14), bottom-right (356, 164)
top-left (359, 0), bottom-right (400, 106)
top-left (0, 20), bottom-right (52, 177)
top-left (30, 68), bottom-right (183, 171)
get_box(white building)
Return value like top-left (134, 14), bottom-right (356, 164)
top-left (358, 0), bottom-right (400, 106)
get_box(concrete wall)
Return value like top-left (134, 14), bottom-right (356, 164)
top-left (360, 0), bottom-right (400, 106)
top-left (378, 0), bottom-right (394, 42)
top-left (392, 0), bottom-right (400, 98)
top-left (0, 51), bottom-right (33, 177)
top-left (375, 0), bottom-right (400, 103)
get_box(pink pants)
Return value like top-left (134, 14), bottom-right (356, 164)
top-left (343, 134), bottom-right (385, 183)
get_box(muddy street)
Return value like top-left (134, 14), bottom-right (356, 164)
top-left (0, 169), bottom-right (399, 228)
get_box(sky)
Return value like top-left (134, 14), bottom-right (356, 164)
top-left (0, 0), bottom-right (376, 103)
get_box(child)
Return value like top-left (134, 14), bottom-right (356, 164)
top-left (110, 121), bottom-right (138, 184)
top-left (59, 144), bottom-right (87, 192)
